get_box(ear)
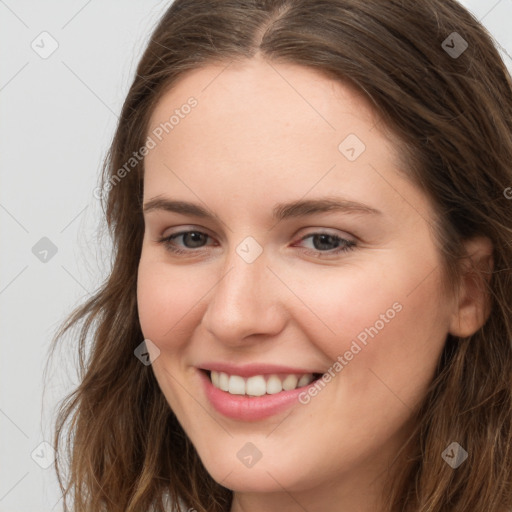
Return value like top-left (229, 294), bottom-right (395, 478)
top-left (448, 236), bottom-right (494, 338)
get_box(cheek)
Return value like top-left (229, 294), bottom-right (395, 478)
top-left (278, 264), bottom-right (449, 468)
top-left (137, 258), bottom-right (203, 349)
top-left (137, 257), bottom-right (207, 415)
top-left (291, 256), bottom-right (449, 397)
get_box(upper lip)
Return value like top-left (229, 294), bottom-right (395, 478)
top-left (198, 362), bottom-right (323, 378)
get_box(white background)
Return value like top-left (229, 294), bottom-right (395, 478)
top-left (1, 1), bottom-right (511, 510)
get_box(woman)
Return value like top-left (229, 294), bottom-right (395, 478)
top-left (50, 0), bottom-right (512, 510)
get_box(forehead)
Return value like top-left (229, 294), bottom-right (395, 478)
top-left (147, 56), bottom-right (381, 148)
top-left (142, 57), bottom-right (427, 223)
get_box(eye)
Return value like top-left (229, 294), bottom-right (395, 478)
top-left (294, 232), bottom-right (356, 257)
top-left (158, 230), bottom-right (215, 255)
top-left (157, 229), bottom-right (356, 258)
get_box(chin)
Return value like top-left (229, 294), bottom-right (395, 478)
top-left (207, 463), bottom-right (292, 493)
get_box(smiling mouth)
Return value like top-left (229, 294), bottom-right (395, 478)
top-left (204, 370), bottom-right (323, 397)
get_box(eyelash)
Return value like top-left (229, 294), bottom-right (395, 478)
top-left (157, 230), bottom-right (356, 258)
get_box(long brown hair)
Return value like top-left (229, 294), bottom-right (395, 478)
top-left (49, 1), bottom-right (512, 510)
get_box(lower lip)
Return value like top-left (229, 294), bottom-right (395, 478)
top-left (199, 370), bottom-right (316, 421)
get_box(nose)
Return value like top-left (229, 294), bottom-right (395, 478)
top-left (200, 246), bottom-right (287, 345)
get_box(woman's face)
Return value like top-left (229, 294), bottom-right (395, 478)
top-left (137, 56), bottom-right (456, 507)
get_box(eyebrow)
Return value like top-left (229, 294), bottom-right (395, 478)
top-left (143, 196), bottom-right (381, 221)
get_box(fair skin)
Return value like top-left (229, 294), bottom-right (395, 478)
top-left (137, 55), bottom-right (491, 512)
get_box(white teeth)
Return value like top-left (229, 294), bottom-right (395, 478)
top-left (266, 375), bottom-right (283, 394)
top-left (298, 374), bottom-right (313, 387)
top-left (228, 375), bottom-right (246, 395)
top-left (246, 375), bottom-right (266, 396)
top-left (209, 371), bottom-right (316, 396)
top-left (282, 374), bottom-right (299, 391)
top-left (211, 370), bottom-right (220, 388)
top-left (219, 372), bottom-right (229, 392)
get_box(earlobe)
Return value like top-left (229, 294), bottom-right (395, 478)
top-left (448, 236), bottom-right (494, 338)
